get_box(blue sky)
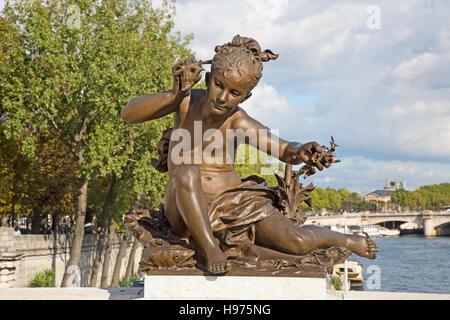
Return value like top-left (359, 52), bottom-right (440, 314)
top-left (2, 0), bottom-right (449, 193)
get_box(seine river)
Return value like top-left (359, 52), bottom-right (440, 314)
top-left (349, 235), bottom-right (450, 294)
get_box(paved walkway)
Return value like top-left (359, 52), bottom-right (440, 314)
top-left (0, 288), bottom-right (449, 300)
top-left (326, 290), bottom-right (450, 300)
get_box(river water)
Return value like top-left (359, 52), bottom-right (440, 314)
top-left (349, 235), bottom-right (450, 294)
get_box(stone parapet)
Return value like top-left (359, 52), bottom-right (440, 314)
top-left (0, 227), bottom-right (143, 288)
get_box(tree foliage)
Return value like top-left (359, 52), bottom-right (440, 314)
top-left (298, 186), bottom-right (375, 212)
top-left (1, 0), bottom-right (192, 218)
top-left (0, 0), bottom-right (193, 285)
top-left (391, 183), bottom-right (450, 211)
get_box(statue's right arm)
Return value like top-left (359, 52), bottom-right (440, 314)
top-left (122, 57), bottom-right (204, 124)
top-left (120, 90), bottom-right (184, 124)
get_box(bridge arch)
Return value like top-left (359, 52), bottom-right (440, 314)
top-left (434, 221), bottom-right (450, 236)
top-left (362, 217), bottom-right (412, 227)
top-left (373, 220), bottom-right (410, 230)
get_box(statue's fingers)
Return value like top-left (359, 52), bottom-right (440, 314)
top-left (298, 153), bottom-right (309, 163)
top-left (180, 84), bottom-right (191, 92)
top-left (173, 69), bottom-right (183, 78)
top-left (315, 161), bottom-right (323, 171)
top-left (321, 158), bottom-right (331, 168)
top-left (172, 60), bottom-right (185, 72)
top-left (194, 66), bottom-right (204, 79)
top-left (312, 143), bottom-right (324, 154)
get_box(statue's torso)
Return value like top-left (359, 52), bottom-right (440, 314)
top-left (167, 90), bottom-right (242, 200)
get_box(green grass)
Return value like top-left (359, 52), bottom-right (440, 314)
top-left (29, 269), bottom-right (55, 287)
top-left (119, 274), bottom-right (142, 288)
top-left (331, 276), bottom-right (342, 290)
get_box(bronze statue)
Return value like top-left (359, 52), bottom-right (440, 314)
top-left (121, 35), bottom-right (378, 276)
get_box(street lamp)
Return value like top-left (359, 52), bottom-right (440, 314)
top-left (343, 210), bottom-right (350, 291)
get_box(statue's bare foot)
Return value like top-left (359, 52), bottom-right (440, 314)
top-left (347, 233), bottom-right (379, 259)
top-left (205, 249), bottom-right (232, 274)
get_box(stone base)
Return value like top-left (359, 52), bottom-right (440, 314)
top-left (144, 275), bottom-right (327, 300)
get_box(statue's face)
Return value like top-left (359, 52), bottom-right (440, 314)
top-left (206, 69), bottom-right (253, 116)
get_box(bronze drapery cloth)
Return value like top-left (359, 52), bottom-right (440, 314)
top-left (208, 178), bottom-right (279, 250)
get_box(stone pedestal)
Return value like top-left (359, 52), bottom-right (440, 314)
top-left (0, 228), bottom-right (22, 288)
top-left (144, 274), bottom-right (327, 300)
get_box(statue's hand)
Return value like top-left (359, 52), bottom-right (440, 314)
top-left (124, 210), bottom-right (153, 245)
top-left (286, 142), bottom-right (324, 169)
top-left (171, 57), bottom-right (204, 96)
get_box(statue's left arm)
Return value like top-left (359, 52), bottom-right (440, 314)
top-left (232, 109), bottom-right (324, 170)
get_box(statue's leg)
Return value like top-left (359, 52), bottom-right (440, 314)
top-left (254, 212), bottom-right (378, 259)
top-left (163, 164), bottom-right (231, 273)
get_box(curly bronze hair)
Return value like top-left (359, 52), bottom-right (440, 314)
top-left (207, 35), bottom-right (279, 91)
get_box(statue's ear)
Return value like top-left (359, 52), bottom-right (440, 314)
top-left (205, 72), bottom-right (211, 87)
top-left (241, 92), bottom-right (252, 102)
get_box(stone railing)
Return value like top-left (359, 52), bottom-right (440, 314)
top-left (0, 227), bottom-right (142, 288)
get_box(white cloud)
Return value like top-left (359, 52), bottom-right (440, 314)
top-left (392, 100), bottom-right (450, 117)
top-left (392, 52), bottom-right (439, 80)
top-left (240, 83), bottom-right (297, 135)
top-left (171, 0), bottom-right (450, 190)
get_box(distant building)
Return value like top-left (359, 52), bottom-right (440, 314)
top-left (384, 179), bottom-right (406, 190)
top-left (363, 189), bottom-right (394, 203)
top-left (363, 179), bottom-right (406, 212)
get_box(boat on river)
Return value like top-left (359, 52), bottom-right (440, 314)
top-left (330, 225), bottom-right (354, 234)
top-left (358, 225), bottom-right (382, 237)
top-left (379, 227), bottom-right (400, 237)
top-left (332, 261), bottom-right (364, 289)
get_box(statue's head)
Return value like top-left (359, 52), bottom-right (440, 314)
top-left (205, 35), bottom-right (278, 115)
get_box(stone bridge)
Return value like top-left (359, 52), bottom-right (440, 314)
top-left (305, 211), bottom-right (450, 236)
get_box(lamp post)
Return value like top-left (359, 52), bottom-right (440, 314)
top-left (343, 210), bottom-right (350, 291)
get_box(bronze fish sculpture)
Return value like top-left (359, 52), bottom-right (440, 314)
top-left (139, 243), bottom-right (196, 271)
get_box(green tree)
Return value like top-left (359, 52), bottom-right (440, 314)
top-left (391, 183), bottom-right (450, 211)
top-left (235, 144), bottom-right (284, 187)
top-left (0, 16), bottom-right (5, 62)
top-left (1, 0), bottom-right (192, 286)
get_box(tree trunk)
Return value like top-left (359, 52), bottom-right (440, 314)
top-left (52, 213), bottom-right (59, 234)
top-left (100, 219), bottom-right (116, 287)
top-left (11, 203), bottom-right (16, 227)
top-left (111, 231), bottom-right (130, 287)
top-left (31, 207), bottom-right (41, 234)
top-left (124, 237), bottom-right (139, 283)
top-left (89, 224), bottom-right (106, 287)
top-left (89, 176), bottom-right (117, 287)
top-left (61, 179), bottom-right (88, 287)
